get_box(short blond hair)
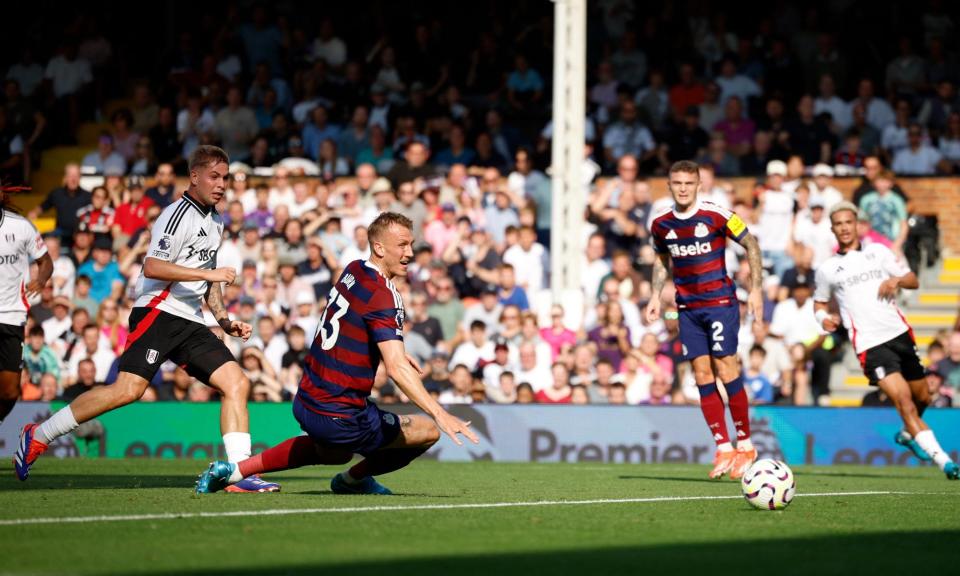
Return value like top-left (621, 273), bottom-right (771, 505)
top-left (188, 145), bottom-right (229, 172)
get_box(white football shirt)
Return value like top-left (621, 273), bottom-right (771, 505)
top-left (135, 194), bottom-right (224, 324)
top-left (0, 209), bottom-right (49, 326)
top-left (813, 243), bottom-right (912, 354)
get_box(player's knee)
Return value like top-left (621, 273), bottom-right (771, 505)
top-left (220, 374), bottom-right (250, 399)
top-left (115, 380), bottom-right (147, 406)
top-left (424, 424), bottom-right (441, 446)
top-left (692, 366), bottom-right (714, 383)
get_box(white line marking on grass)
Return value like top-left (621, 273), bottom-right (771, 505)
top-left (0, 490), bottom-right (927, 527)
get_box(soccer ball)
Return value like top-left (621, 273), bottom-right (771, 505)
top-left (741, 459), bottom-right (796, 510)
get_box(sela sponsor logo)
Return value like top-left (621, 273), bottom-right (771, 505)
top-left (842, 268), bottom-right (884, 288)
top-left (668, 241), bottom-right (713, 258)
top-left (0, 253), bottom-right (21, 265)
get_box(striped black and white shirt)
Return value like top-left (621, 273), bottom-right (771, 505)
top-left (134, 193), bottom-right (224, 324)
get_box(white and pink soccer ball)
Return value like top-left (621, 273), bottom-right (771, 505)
top-left (741, 459), bottom-right (796, 510)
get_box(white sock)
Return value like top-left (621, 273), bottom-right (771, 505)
top-left (35, 406), bottom-right (79, 444)
top-left (717, 442), bottom-right (734, 452)
top-left (222, 432), bottom-right (251, 464)
top-left (914, 430), bottom-right (953, 470)
top-left (738, 438), bottom-right (754, 451)
top-left (227, 465), bottom-right (243, 483)
top-left (342, 469), bottom-right (362, 484)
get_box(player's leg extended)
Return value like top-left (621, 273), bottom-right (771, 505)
top-left (881, 373), bottom-right (958, 478)
top-left (690, 356), bottom-right (735, 479)
top-left (333, 414), bottom-right (440, 495)
top-left (196, 436), bottom-right (352, 494)
top-left (0, 370), bottom-right (21, 423)
top-left (14, 371), bottom-right (149, 480)
top-left (713, 354), bottom-right (756, 479)
top-left (893, 376), bottom-right (932, 461)
top-left (206, 361), bottom-right (251, 459)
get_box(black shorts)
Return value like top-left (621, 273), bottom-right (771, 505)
top-left (858, 331), bottom-right (925, 386)
top-left (118, 308), bottom-right (235, 383)
top-left (0, 323), bottom-right (24, 372)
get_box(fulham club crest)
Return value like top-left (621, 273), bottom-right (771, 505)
top-left (146, 349), bottom-right (159, 364)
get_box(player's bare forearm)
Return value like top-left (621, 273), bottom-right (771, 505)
top-left (738, 233), bottom-right (763, 291)
top-left (28, 253), bottom-right (54, 293)
top-left (144, 257), bottom-right (212, 283)
top-left (389, 356), bottom-right (445, 419)
top-left (204, 281), bottom-right (230, 326)
top-left (897, 271), bottom-right (919, 290)
top-left (650, 254), bottom-right (671, 299)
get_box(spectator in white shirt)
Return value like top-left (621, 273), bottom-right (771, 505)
top-left (813, 73), bottom-right (851, 133)
top-left (502, 226), bottom-right (548, 295)
top-left (714, 57), bottom-right (761, 109)
top-left (66, 324), bottom-right (115, 384)
top-left (438, 364), bottom-right (475, 404)
top-left (757, 160), bottom-right (795, 277)
top-left (247, 316), bottom-right (289, 376)
top-left (81, 133), bottom-right (127, 175)
top-left (582, 233), bottom-right (611, 306)
top-left (449, 321), bottom-right (496, 372)
top-left (892, 123), bottom-right (951, 175)
top-left (809, 163), bottom-right (844, 208)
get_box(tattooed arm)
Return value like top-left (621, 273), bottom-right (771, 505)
top-left (738, 232), bottom-right (765, 328)
top-left (205, 280), bottom-right (252, 341)
top-left (644, 254), bottom-right (672, 323)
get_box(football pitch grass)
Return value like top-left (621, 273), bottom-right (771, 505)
top-left (0, 459), bottom-right (957, 575)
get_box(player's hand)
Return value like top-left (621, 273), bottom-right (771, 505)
top-left (644, 298), bottom-right (661, 324)
top-left (221, 320), bottom-right (253, 341)
top-left (877, 278), bottom-right (900, 301)
top-left (748, 289), bottom-right (764, 331)
top-left (822, 314), bottom-right (840, 332)
top-left (206, 267), bottom-right (237, 285)
top-left (405, 353), bottom-right (425, 377)
top-left (434, 410), bottom-right (479, 446)
top-left (24, 279), bottom-right (45, 299)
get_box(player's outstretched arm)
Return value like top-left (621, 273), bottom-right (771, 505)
top-left (737, 232), bottom-right (764, 329)
top-left (645, 254), bottom-right (671, 323)
top-left (378, 339), bottom-right (479, 446)
top-left (205, 280), bottom-right (252, 340)
top-left (143, 256), bottom-right (236, 284)
top-left (25, 252), bottom-right (54, 298)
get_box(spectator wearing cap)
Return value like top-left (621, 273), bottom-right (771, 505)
top-left (793, 200), bottom-right (835, 269)
top-left (756, 159), bottom-right (795, 278)
top-left (809, 163), bottom-right (843, 208)
top-left (892, 123), bottom-right (951, 175)
top-left (925, 364), bottom-right (953, 408)
top-left (40, 296), bottom-right (73, 345)
top-left (770, 271), bottom-right (828, 404)
top-left (502, 226), bottom-right (548, 295)
top-left (77, 237), bottom-right (124, 303)
top-left (424, 202), bottom-right (459, 258)
top-left (858, 169), bottom-right (908, 252)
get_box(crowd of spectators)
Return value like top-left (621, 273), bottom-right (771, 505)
top-left (7, 2), bottom-right (960, 408)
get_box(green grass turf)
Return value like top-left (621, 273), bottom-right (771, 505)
top-left (0, 459), bottom-right (957, 576)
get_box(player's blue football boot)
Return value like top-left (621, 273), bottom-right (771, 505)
top-left (894, 430), bottom-right (931, 462)
top-left (945, 462), bottom-right (959, 480)
top-left (13, 423), bottom-right (48, 481)
top-left (331, 472), bottom-right (393, 495)
top-left (227, 475), bottom-right (281, 493)
top-left (195, 461), bottom-right (234, 494)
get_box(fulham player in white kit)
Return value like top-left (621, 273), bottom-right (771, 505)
top-left (0, 190), bottom-right (53, 425)
top-left (14, 146), bottom-right (279, 492)
top-left (814, 201), bottom-right (958, 480)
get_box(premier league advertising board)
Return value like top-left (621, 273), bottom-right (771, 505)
top-left (4, 403), bottom-right (958, 467)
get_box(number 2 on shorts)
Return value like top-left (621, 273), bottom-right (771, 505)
top-left (711, 321), bottom-right (724, 342)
